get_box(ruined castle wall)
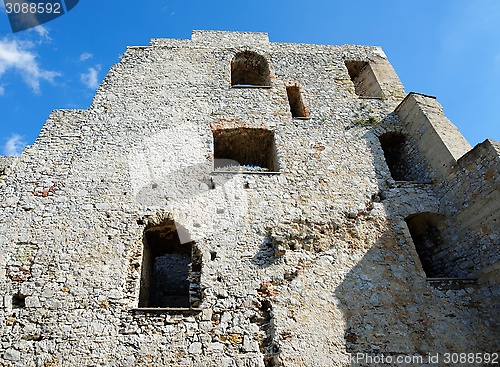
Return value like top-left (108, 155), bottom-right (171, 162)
top-left (0, 31), bottom-right (498, 367)
top-left (440, 139), bottom-right (500, 280)
top-left (392, 93), bottom-right (499, 285)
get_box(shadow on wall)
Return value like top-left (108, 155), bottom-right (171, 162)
top-left (333, 228), bottom-right (497, 366)
top-left (271, 213), bottom-right (498, 365)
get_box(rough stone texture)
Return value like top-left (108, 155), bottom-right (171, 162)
top-left (395, 93), bottom-right (473, 179)
top-left (0, 30), bottom-right (498, 367)
top-left (0, 157), bottom-right (16, 186)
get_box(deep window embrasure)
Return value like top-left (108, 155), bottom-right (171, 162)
top-left (231, 51), bottom-right (271, 87)
top-left (213, 128), bottom-right (278, 172)
top-left (405, 212), bottom-right (446, 278)
top-left (138, 220), bottom-right (201, 308)
top-left (344, 60), bottom-right (382, 98)
top-left (378, 132), bottom-right (408, 181)
top-left (378, 132), bottom-right (432, 182)
top-left (286, 84), bottom-right (310, 119)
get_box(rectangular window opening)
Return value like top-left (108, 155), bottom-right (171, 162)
top-left (212, 128), bottom-right (280, 173)
top-left (138, 220), bottom-right (201, 310)
top-left (286, 84), bottom-right (310, 119)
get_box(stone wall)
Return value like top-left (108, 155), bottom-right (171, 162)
top-left (442, 139), bottom-right (500, 280)
top-left (0, 157), bottom-right (16, 185)
top-left (0, 30), bottom-right (497, 367)
top-left (395, 93), bottom-right (472, 180)
top-left (393, 93), bottom-right (499, 282)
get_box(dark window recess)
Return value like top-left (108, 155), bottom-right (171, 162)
top-left (231, 51), bottom-right (271, 87)
top-left (12, 294), bottom-right (26, 308)
top-left (405, 213), bottom-right (446, 278)
top-left (379, 132), bottom-right (408, 180)
top-left (286, 84), bottom-right (310, 118)
top-left (213, 128), bottom-right (279, 172)
top-left (138, 220), bottom-right (201, 308)
top-left (378, 132), bottom-right (432, 182)
top-left (344, 60), bottom-right (382, 98)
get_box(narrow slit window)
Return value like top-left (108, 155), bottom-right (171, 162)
top-left (231, 51), bottom-right (271, 87)
top-left (213, 128), bottom-right (278, 172)
top-left (138, 220), bottom-right (201, 309)
top-left (286, 84), bottom-right (310, 119)
top-left (344, 60), bottom-right (382, 98)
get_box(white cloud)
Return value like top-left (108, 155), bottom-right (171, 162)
top-left (34, 25), bottom-right (49, 38)
top-left (79, 52), bottom-right (93, 61)
top-left (3, 134), bottom-right (27, 156)
top-left (0, 38), bottom-right (60, 93)
top-left (80, 66), bottom-right (100, 89)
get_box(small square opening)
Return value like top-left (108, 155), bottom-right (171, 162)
top-left (12, 294), bottom-right (26, 308)
top-left (378, 132), bottom-right (431, 182)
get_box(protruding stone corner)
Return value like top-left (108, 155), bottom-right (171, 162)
top-left (394, 92), bottom-right (437, 113)
top-left (482, 138), bottom-right (500, 155)
top-left (0, 155), bottom-right (18, 187)
top-left (372, 46), bottom-right (387, 59)
top-left (191, 30), bottom-right (270, 45)
top-left (458, 138), bottom-right (500, 166)
top-left (394, 91), bottom-right (473, 179)
top-left (362, 52), bottom-right (406, 100)
top-left (35, 109), bottom-right (88, 140)
top-left (46, 108), bottom-right (89, 120)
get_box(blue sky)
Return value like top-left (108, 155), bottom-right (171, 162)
top-left (0, 0), bottom-right (499, 156)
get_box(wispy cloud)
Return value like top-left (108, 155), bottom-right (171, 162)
top-left (79, 52), bottom-right (93, 61)
top-left (80, 66), bottom-right (100, 89)
top-left (33, 25), bottom-right (49, 38)
top-left (3, 134), bottom-right (27, 156)
top-left (0, 85), bottom-right (4, 95)
top-left (0, 38), bottom-right (60, 93)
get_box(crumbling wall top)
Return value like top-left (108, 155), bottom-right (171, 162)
top-left (191, 30), bottom-right (269, 46)
top-left (148, 30), bottom-right (270, 48)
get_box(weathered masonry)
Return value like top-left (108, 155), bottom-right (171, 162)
top-left (0, 30), bottom-right (498, 367)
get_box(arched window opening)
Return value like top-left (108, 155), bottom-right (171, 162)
top-left (286, 84), bottom-right (310, 119)
top-left (138, 219), bottom-right (201, 308)
top-left (231, 51), bottom-right (271, 87)
top-left (344, 60), bottom-right (382, 98)
top-left (213, 128), bottom-right (278, 172)
top-left (405, 213), bottom-right (446, 278)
